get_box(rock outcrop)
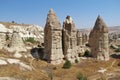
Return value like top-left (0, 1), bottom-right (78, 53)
top-left (0, 22), bottom-right (44, 58)
top-left (9, 30), bottom-right (26, 52)
top-left (77, 30), bottom-right (82, 46)
top-left (89, 15), bottom-right (109, 61)
top-left (62, 15), bottom-right (79, 62)
top-left (44, 9), bottom-right (64, 64)
top-left (0, 22), bottom-right (44, 44)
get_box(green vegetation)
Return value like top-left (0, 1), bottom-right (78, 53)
top-left (78, 53), bottom-right (82, 57)
top-left (83, 50), bottom-right (91, 57)
top-left (115, 48), bottom-right (120, 52)
top-left (75, 59), bottom-right (79, 63)
top-left (63, 60), bottom-right (72, 69)
top-left (77, 73), bottom-right (87, 80)
top-left (25, 37), bottom-right (36, 43)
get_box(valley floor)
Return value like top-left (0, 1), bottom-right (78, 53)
top-left (0, 53), bottom-right (120, 80)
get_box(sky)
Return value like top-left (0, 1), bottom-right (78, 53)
top-left (0, 0), bottom-right (120, 29)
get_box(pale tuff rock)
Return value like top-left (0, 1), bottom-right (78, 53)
top-left (89, 15), bottom-right (109, 61)
top-left (77, 30), bottom-right (82, 46)
top-left (44, 9), bottom-right (64, 64)
top-left (63, 15), bottom-right (79, 62)
top-left (0, 22), bottom-right (44, 58)
top-left (82, 33), bottom-right (88, 45)
top-left (44, 10), bottom-right (85, 64)
top-left (0, 24), bottom-right (7, 32)
top-left (0, 33), bottom-right (6, 49)
top-left (0, 59), bottom-right (7, 65)
top-left (0, 24), bottom-right (7, 49)
top-left (10, 30), bottom-right (26, 52)
top-left (0, 22), bottom-right (44, 44)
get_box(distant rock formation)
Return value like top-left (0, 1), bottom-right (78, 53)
top-left (77, 30), bottom-right (82, 46)
top-left (0, 22), bottom-right (44, 54)
top-left (0, 22), bottom-right (44, 44)
top-left (9, 30), bottom-right (26, 52)
top-left (44, 9), bottom-right (64, 64)
top-left (89, 15), bottom-right (109, 61)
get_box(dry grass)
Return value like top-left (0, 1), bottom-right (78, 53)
top-left (0, 52), bottom-right (120, 80)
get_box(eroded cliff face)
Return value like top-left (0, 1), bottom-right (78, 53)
top-left (0, 22), bottom-right (44, 52)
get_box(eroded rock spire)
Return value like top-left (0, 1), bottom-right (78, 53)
top-left (44, 9), bottom-right (64, 64)
top-left (89, 15), bottom-right (109, 61)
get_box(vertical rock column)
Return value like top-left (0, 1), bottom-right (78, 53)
top-left (0, 33), bottom-right (6, 49)
top-left (44, 9), bottom-right (64, 65)
top-left (63, 15), bottom-right (78, 63)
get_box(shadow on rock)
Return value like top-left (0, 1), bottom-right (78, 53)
top-left (30, 47), bottom-right (44, 60)
top-left (110, 54), bottom-right (120, 59)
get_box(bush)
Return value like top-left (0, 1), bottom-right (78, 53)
top-left (118, 62), bottom-right (120, 66)
top-left (77, 73), bottom-right (87, 80)
top-left (25, 37), bottom-right (36, 43)
top-left (78, 53), bottom-right (82, 57)
top-left (63, 60), bottom-right (71, 69)
top-left (83, 50), bottom-right (91, 57)
top-left (75, 59), bottom-right (79, 63)
top-left (115, 48), bottom-right (120, 52)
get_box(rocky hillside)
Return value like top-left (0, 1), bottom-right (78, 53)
top-left (78, 26), bottom-right (120, 40)
top-left (0, 22), bottom-right (44, 43)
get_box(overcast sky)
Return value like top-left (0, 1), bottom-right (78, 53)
top-left (0, 0), bottom-right (120, 28)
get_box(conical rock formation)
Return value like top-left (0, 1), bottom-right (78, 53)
top-left (44, 9), bottom-right (64, 64)
top-left (89, 15), bottom-right (109, 61)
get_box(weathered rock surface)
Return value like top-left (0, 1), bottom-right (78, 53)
top-left (44, 10), bottom-right (86, 64)
top-left (0, 22), bottom-right (44, 58)
top-left (62, 15), bottom-right (79, 62)
top-left (89, 15), bottom-right (109, 61)
top-left (44, 9), bottom-right (64, 64)
top-left (0, 59), bottom-right (7, 65)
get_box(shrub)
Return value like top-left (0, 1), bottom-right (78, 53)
top-left (83, 50), bottom-right (91, 57)
top-left (75, 59), bottom-right (79, 63)
top-left (77, 73), bottom-right (87, 80)
top-left (115, 48), bottom-right (120, 52)
top-left (78, 53), bottom-right (82, 57)
top-left (118, 62), bottom-right (120, 66)
top-left (63, 60), bottom-right (71, 69)
top-left (25, 37), bottom-right (36, 43)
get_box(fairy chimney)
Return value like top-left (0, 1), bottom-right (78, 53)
top-left (89, 15), bottom-right (109, 61)
top-left (62, 15), bottom-right (79, 62)
top-left (44, 9), bottom-right (64, 64)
